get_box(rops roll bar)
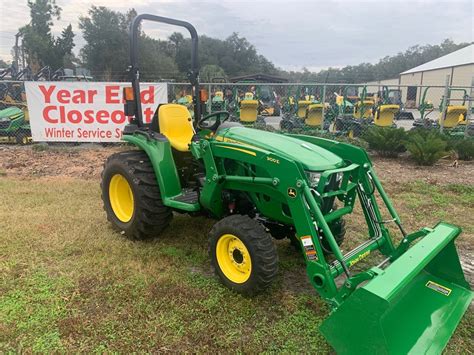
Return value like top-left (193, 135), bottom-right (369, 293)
top-left (129, 14), bottom-right (201, 126)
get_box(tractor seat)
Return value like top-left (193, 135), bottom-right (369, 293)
top-left (297, 100), bottom-right (312, 119)
top-left (354, 100), bottom-right (374, 119)
top-left (240, 100), bottom-right (259, 123)
top-left (305, 103), bottom-right (324, 127)
top-left (158, 104), bottom-right (194, 152)
top-left (374, 104), bottom-right (399, 127)
top-left (439, 105), bottom-right (467, 129)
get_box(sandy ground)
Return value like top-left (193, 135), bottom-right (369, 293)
top-left (1, 144), bottom-right (473, 184)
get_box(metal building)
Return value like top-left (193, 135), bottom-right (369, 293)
top-left (399, 44), bottom-right (474, 108)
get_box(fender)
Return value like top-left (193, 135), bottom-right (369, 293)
top-left (122, 133), bottom-right (182, 204)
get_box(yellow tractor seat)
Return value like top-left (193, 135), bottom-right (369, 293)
top-left (240, 100), bottom-right (259, 123)
top-left (374, 104), bottom-right (399, 127)
top-left (297, 100), bottom-right (312, 118)
top-left (353, 100), bottom-right (374, 119)
top-left (158, 104), bottom-right (194, 152)
top-left (305, 103), bottom-right (324, 127)
top-left (439, 105), bottom-right (467, 129)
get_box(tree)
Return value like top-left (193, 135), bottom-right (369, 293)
top-left (286, 39), bottom-right (471, 83)
top-left (79, 6), bottom-right (134, 80)
top-left (19, 0), bottom-right (75, 71)
top-left (200, 64), bottom-right (226, 82)
top-left (80, 7), bottom-right (179, 81)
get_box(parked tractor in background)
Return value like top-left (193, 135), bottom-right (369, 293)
top-left (0, 82), bottom-right (31, 144)
top-left (0, 106), bottom-right (31, 144)
top-left (413, 87), bottom-right (472, 135)
top-left (279, 86), bottom-right (332, 131)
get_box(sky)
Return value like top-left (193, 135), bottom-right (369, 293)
top-left (0, 0), bottom-right (472, 71)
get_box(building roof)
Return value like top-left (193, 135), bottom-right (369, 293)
top-left (230, 73), bottom-right (288, 83)
top-left (401, 44), bottom-right (474, 75)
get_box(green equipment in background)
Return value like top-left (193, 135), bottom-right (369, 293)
top-left (372, 86), bottom-right (400, 127)
top-left (101, 14), bottom-right (473, 354)
top-left (279, 85), bottom-right (332, 131)
top-left (413, 87), bottom-right (472, 135)
top-left (0, 106), bottom-right (31, 144)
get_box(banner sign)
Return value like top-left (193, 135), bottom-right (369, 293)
top-left (25, 82), bottom-right (168, 142)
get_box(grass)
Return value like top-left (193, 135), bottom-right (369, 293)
top-left (0, 177), bottom-right (472, 352)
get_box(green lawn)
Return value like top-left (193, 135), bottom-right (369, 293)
top-left (0, 177), bottom-right (472, 352)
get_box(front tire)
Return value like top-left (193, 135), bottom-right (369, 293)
top-left (209, 215), bottom-right (278, 295)
top-left (101, 150), bottom-right (172, 240)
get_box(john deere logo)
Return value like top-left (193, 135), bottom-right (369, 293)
top-left (287, 188), bottom-right (297, 198)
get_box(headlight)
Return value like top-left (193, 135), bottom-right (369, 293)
top-left (305, 171), bottom-right (321, 187)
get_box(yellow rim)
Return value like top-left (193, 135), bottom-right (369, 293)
top-left (109, 174), bottom-right (134, 223)
top-left (216, 234), bottom-right (252, 284)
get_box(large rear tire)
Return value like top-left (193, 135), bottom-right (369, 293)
top-left (209, 215), bottom-right (278, 296)
top-left (101, 150), bottom-right (172, 240)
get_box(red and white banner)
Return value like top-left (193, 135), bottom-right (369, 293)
top-left (25, 82), bottom-right (168, 142)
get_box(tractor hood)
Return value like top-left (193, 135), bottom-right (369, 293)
top-left (215, 126), bottom-right (344, 171)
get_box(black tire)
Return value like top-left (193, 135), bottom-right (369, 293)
top-left (15, 130), bottom-right (30, 145)
top-left (209, 214), bottom-right (278, 296)
top-left (280, 119), bottom-right (294, 131)
top-left (101, 150), bottom-right (172, 240)
top-left (274, 105), bottom-right (281, 116)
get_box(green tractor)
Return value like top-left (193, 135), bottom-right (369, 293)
top-left (0, 106), bottom-right (31, 144)
top-left (413, 87), bottom-right (471, 135)
top-left (279, 86), bottom-right (332, 131)
top-left (101, 14), bottom-right (472, 354)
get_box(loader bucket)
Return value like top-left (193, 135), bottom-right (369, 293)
top-left (321, 222), bottom-right (472, 355)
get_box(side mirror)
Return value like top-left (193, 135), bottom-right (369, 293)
top-left (123, 87), bottom-right (136, 117)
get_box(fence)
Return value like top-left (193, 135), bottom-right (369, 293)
top-left (1, 78), bottom-right (473, 147)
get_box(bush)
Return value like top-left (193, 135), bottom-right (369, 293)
top-left (450, 137), bottom-right (474, 161)
top-left (405, 129), bottom-right (450, 165)
top-left (362, 126), bottom-right (407, 157)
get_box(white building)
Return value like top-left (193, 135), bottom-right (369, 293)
top-left (363, 44), bottom-right (474, 108)
top-left (400, 44), bottom-right (474, 107)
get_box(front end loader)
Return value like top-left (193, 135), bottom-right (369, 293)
top-left (101, 14), bottom-right (472, 354)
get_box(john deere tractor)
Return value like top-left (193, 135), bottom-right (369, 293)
top-left (101, 14), bottom-right (472, 354)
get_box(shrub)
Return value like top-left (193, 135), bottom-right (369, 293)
top-left (405, 129), bottom-right (450, 165)
top-left (362, 126), bottom-right (407, 157)
top-left (450, 137), bottom-right (474, 161)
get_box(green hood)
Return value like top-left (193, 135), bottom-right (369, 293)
top-left (0, 106), bottom-right (24, 120)
top-left (216, 127), bottom-right (344, 171)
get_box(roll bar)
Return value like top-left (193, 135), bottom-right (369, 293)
top-left (129, 14), bottom-right (200, 126)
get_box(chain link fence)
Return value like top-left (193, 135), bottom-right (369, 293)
top-left (1, 79), bottom-right (473, 148)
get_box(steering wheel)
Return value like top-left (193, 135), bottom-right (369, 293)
top-left (197, 111), bottom-right (230, 131)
